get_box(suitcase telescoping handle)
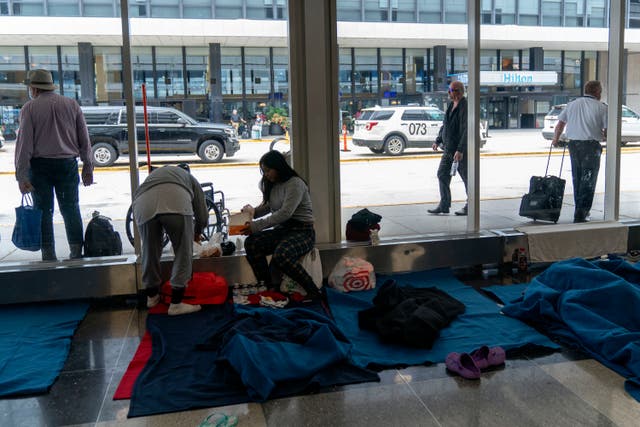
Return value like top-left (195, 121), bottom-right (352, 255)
top-left (544, 141), bottom-right (567, 178)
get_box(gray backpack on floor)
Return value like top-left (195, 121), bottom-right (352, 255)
top-left (83, 211), bottom-right (122, 257)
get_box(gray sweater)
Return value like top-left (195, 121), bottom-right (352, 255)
top-left (133, 166), bottom-right (208, 235)
top-left (251, 176), bottom-right (314, 232)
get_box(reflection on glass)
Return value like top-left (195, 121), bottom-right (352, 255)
top-left (94, 46), bottom-right (123, 103)
top-left (354, 48), bottom-right (377, 95)
top-left (156, 47), bottom-right (184, 98)
top-left (61, 46), bottom-right (80, 100)
top-left (221, 47), bottom-right (242, 95)
top-left (131, 47), bottom-right (154, 99)
top-left (244, 47), bottom-right (270, 95)
top-left (186, 47), bottom-right (208, 97)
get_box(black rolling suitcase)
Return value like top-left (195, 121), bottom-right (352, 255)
top-left (519, 143), bottom-right (567, 223)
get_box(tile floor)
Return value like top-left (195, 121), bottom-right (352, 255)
top-left (2, 273), bottom-right (640, 427)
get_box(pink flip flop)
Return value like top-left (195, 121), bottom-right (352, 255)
top-left (469, 345), bottom-right (506, 370)
top-left (445, 352), bottom-right (481, 379)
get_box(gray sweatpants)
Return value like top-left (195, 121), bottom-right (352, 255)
top-left (138, 214), bottom-right (194, 291)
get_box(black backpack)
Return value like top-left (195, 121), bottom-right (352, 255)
top-left (83, 211), bottom-right (122, 257)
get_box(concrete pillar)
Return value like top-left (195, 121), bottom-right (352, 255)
top-left (78, 42), bottom-right (96, 106)
top-left (433, 45), bottom-right (448, 92)
top-left (529, 47), bottom-right (544, 71)
top-left (209, 43), bottom-right (223, 123)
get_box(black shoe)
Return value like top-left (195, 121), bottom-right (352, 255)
top-left (454, 206), bottom-right (468, 216)
top-left (428, 206), bottom-right (449, 214)
top-left (573, 217), bottom-right (589, 223)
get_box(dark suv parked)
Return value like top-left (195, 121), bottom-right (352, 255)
top-left (81, 106), bottom-right (240, 167)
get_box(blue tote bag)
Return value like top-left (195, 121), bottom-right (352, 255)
top-left (12, 194), bottom-right (42, 251)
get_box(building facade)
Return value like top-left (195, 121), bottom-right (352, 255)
top-left (1, 0), bottom-right (639, 138)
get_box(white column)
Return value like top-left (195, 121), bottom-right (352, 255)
top-left (605, 0), bottom-right (625, 221)
top-left (288, 0), bottom-right (341, 243)
top-left (467, 0), bottom-right (480, 232)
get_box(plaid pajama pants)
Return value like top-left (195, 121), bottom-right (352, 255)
top-left (244, 221), bottom-right (316, 294)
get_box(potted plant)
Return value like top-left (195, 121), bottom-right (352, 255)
top-left (266, 106), bottom-right (289, 136)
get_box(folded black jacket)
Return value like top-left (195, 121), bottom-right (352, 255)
top-left (358, 279), bottom-right (466, 349)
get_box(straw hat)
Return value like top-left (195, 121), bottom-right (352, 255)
top-left (25, 69), bottom-right (57, 90)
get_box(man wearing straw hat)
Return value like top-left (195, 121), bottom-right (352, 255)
top-left (14, 69), bottom-right (94, 261)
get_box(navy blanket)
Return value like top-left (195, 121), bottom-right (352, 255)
top-left (0, 302), bottom-right (89, 397)
top-left (502, 257), bottom-right (640, 401)
top-left (128, 304), bottom-right (378, 417)
top-left (327, 268), bottom-right (559, 369)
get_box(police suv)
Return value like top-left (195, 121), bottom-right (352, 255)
top-left (352, 106), bottom-right (487, 156)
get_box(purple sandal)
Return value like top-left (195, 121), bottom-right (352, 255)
top-left (445, 352), bottom-right (481, 379)
top-left (469, 345), bottom-right (506, 370)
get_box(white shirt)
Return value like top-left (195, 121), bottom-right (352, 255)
top-left (558, 95), bottom-right (607, 141)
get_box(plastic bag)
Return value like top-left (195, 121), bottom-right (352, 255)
top-left (328, 256), bottom-right (375, 292)
top-left (194, 232), bottom-right (223, 257)
top-left (281, 248), bottom-right (323, 296)
top-left (12, 194), bottom-right (42, 251)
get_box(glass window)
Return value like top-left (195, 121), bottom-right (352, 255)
top-left (337, 0), bottom-right (361, 21)
top-left (380, 48), bottom-right (403, 99)
top-left (0, 46), bottom-right (28, 138)
top-left (60, 46), bottom-right (80, 100)
top-left (94, 46), bottom-right (123, 103)
top-left (129, 0), bottom-right (148, 17)
top-left (272, 47), bottom-right (289, 101)
top-left (12, 0), bottom-right (44, 15)
top-left (396, 0), bottom-right (415, 22)
top-left (150, 0), bottom-right (179, 18)
top-left (186, 47), bottom-right (208, 96)
top-left (354, 48), bottom-right (378, 95)
top-left (542, 1), bottom-right (561, 26)
top-left (563, 51), bottom-right (581, 90)
top-left (246, 0), bottom-right (270, 19)
top-left (495, 0), bottom-right (515, 24)
top-left (631, 0), bottom-right (640, 28)
top-left (405, 49), bottom-right (427, 95)
top-left (564, 0), bottom-right (584, 26)
top-left (371, 110), bottom-right (394, 120)
top-left (583, 51), bottom-right (597, 81)
top-left (444, 0), bottom-right (466, 23)
top-left (48, 0), bottom-right (80, 16)
top-left (481, 0), bottom-right (492, 24)
top-left (183, 0), bottom-right (211, 18)
top-left (500, 50), bottom-right (520, 70)
top-left (339, 47), bottom-right (353, 98)
top-left (418, 0), bottom-right (441, 23)
top-left (587, 0), bottom-right (605, 27)
top-left (364, 0), bottom-right (388, 22)
top-left (156, 47), bottom-right (184, 98)
top-left (83, 0), bottom-right (114, 17)
top-left (521, 49), bottom-right (530, 70)
top-left (401, 109), bottom-right (428, 121)
top-left (215, 0), bottom-right (242, 19)
top-left (544, 50), bottom-right (562, 73)
top-left (28, 46), bottom-right (59, 76)
top-left (221, 47), bottom-right (242, 95)
top-left (518, 0), bottom-right (538, 25)
top-left (481, 49), bottom-right (498, 71)
top-left (131, 47), bottom-right (154, 99)
top-left (156, 110), bottom-right (182, 123)
top-left (453, 49), bottom-right (467, 74)
top-left (1, 2), bottom-right (8, 15)
top-left (244, 47), bottom-right (270, 95)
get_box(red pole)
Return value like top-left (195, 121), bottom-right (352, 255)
top-left (341, 124), bottom-right (350, 152)
top-left (141, 83), bottom-right (152, 173)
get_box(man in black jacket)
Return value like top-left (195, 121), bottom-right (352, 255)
top-left (428, 80), bottom-right (469, 216)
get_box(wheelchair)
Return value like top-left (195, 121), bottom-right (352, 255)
top-left (125, 181), bottom-right (229, 248)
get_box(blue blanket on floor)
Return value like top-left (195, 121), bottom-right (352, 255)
top-left (0, 302), bottom-right (89, 397)
top-left (327, 268), bottom-right (559, 369)
top-left (502, 257), bottom-right (640, 401)
top-left (128, 303), bottom-right (378, 418)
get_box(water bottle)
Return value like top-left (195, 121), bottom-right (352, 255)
top-left (450, 160), bottom-right (459, 176)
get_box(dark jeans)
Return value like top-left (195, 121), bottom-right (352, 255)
top-left (436, 150), bottom-right (468, 209)
top-left (29, 157), bottom-right (83, 249)
top-left (568, 140), bottom-right (602, 220)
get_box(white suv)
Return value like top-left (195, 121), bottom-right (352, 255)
top-left (542, 103), bottom-right (640, 146)
top-left (352, 106), bottom-right (487, 155)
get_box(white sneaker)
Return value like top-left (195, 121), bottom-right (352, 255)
top-left (147, 294), bottom-right (161, 308)
top-left (168, 303), bottom-right (202, 316)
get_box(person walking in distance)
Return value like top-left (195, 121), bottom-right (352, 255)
top-left (14, 69), bottom-right (94, 261)
top-left (552, 80), bottom-right (607, 223)
top-left (428, 80), bottom-right (469, 216)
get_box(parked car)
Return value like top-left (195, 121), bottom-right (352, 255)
top-left (542, 103), bottom-right (640, 146)
top-left (81, 106), bottom-right (240, 167)
top-left (352, 106), bottom-right (487, 155)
